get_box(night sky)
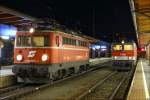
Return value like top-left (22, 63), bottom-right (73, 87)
top-left (1, 0), bottom-right (136, 43)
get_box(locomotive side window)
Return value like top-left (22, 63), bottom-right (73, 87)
top-left (63, 37), bottom-right (76, 46)
top-left (113, 45), bottom-right (122, 50)
top-left (77, 40), bottom-right (87, 47)
top-left (124, 45), bottom-right (133, 50)
top-left (63, 37), bottom-right (87, 47)
top-left (72, 39), bottom-right (76, 45)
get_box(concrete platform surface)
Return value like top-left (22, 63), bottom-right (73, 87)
top-left (0, 69), bottom-right (14, 77)
top-left (89, 57), bottom-right (112, 62)
top-left (127, 59), bottom-right (150, 100)
top-left (0, 69), bottom-right (16, 88)
top-left (1, 65), bottom-right (13, 70)
top-left (89, 57), bottom-right (111, 66)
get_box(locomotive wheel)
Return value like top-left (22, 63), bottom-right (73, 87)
top-left (56, 69), bottom-right (67, 79)
top-left (68, 67), bottom-right (75, 76)
top-left (79, 65), bottom-right (86, 72)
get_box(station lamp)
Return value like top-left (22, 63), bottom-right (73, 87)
top-left (0, 36), bottom-right (9, 40)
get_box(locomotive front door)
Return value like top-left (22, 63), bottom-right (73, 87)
top-left (56, 34), bottom-right (63, 64)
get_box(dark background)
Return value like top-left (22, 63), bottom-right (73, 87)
top-left (0, 0), bottom-right (136, 43)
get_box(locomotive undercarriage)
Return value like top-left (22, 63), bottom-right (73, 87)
top-left (13, 61), bottom-right (89, 83)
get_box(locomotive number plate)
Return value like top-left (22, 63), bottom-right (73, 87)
top-left (118, 56), bottom-right (128, 60)
top-left (120, 53), bottom-right (126, 56)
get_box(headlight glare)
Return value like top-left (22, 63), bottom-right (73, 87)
top-left (16, 54), bottom-right (23, 61)
top-left (41, 54), bottom-right (48, 61)
top-left (129, 57), bottom-right (132, 60)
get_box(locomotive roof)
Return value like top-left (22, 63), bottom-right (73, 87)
top-left (17, 29), bottom-right (99, 43)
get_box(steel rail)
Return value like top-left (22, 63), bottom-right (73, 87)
top-left (0, 84), bottom-right (25, 94)
top-left (108, 72), bottom-right (128, 100)
top-left (75, 71), bottom-right (117, 100)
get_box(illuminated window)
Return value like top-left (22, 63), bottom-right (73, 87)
top-left (113, 45), bottom-right (122, 50)
top-left (124, 45), bottom-right (133, 50)
top-left (33, 36), bottom-right (44, 46)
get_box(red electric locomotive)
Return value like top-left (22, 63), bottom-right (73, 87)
top-left (111, 41), bottom-right (137, 70)
top-left (13, 26), bottom-right (90, 83)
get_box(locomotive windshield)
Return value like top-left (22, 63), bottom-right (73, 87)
top-left (112, 44), bottom-right (133, 51)
top-left (112, 45), bottom-right (122, 50)
top-left (16, 35), bottom-right (49, 47)
top-left (124, 44), bottom-right (133, 50)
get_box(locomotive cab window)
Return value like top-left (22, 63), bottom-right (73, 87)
top-left (17, 36), bottom-right (31, 46)
top-left (16, 35), bottom-right (49, 47)
top-left (112, 45), bottom-right (122, 50)
top-left (33, 36), bottom-right (49, 47)
top-left (124, 45), bottom-right (133, 50)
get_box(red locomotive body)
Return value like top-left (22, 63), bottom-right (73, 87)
top-left (13, 30), bottom-right (90, 83)
top-left (111, 41), bottom-right (137, 70)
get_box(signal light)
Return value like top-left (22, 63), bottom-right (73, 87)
top-left (141, 48), bottom-right (145, 51)
top-left (138, 47), bottom-right (145, 52)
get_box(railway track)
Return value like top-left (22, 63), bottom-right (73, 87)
top-left (0, 61), bottom-right (111, 100)
top-left (0, 84), bottom-right (25, 94)
top-left (76, 71), bottom-right (129, 100)
top-left (14, 61), bottom-right (134, 100)
top-left (0, 84), bottom-right (41, 100)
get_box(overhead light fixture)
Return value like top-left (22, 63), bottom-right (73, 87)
top-left (1, 36), bottom-right (9, 40)
top-left (29, 27), bottom-right (35, 33)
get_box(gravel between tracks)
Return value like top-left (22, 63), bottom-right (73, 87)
top-left (0, 84), bottom-right (25, 94)
top-left (80, 72), bottom-right (128, 100)
top-left (18, 67), bottom-right (113, 100)
top-left (0, 85), bottom-right (38, 100)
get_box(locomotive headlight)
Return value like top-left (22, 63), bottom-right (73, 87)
top-left (128, 57), bottom-right (132, 60)
top-left (112, 56), bottom-right (117, 60)
top-left (16, 54), bottom-right (23, 61)
top-left (41, 54), bottom-right (48, 61)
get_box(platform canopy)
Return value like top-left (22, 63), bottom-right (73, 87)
top-left (129, 0), bottom-right (150, 47)
top-left (0, 6), bottom-right (38, 27)
top-left (0, 6), bottom-right (99, 43)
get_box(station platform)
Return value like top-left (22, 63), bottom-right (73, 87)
top-left (89, 57), bottom-right (111, 66)
top-left (127, 59), bottom-right (150, 100)
top-left (0, 65), bottom-right (13, 70)
top-left (0, 65), bottom-right (16, 88)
